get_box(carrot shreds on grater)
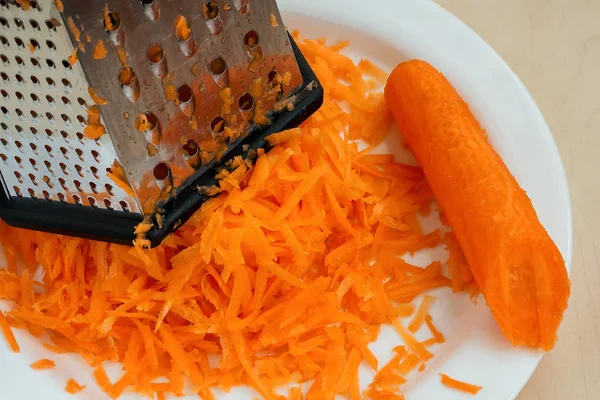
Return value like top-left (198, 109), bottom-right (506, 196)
top-left (0, 0), bottom-right (323, 246)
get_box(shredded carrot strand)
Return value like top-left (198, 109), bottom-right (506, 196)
top-left (440, 373), bottom-right (483, 395)
top-left (0, 311), bottom-right (19, 352)
top-left (30, 359), bottom-right (56, 370)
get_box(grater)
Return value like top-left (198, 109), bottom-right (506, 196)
top-left (0, 0), bottom-right (323, 246)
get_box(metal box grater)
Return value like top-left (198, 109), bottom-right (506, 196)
top-left (0, 0), bottom-right (323, 246)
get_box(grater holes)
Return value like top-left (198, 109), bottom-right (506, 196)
top-left (202, 1), bottom-right (223, 35)
top-left (0, 153), bottom-right (5, 162)
top-left (75, 164), bottom-right (83, 177)
top-left (30, 110), bottom-right (39, 123)
top-left (30, 75), bottom-right (39, 87)
top-left (61, 78), bottom-right (72, 92)
top-left (14, 171), bottom-right (23, 183)
top-left (209, 56), bottom-right (229, 87)
top-left (244, 30), bottom-right (259, 51)
top-left (60, 146), bottom-right (69, 159)
top-left (46, 95), bottom-right (55, 107)
top-left (182, 139), bottom-right (198, 157)
top-left (60, 130), bottom-right (68, 140)
top-left (141, 0), bottom-right (160, 22)
top-left (73, 194), bottom-right (82, 205)
top-left (14, 18), bottom-right (24, 30)
top-left (174, 16), bottom-right (194, 56)
top-left (27, 188), bottom-right (36, 198)
top-left (61, 96), bottom-right (71, 109)
top-left (30, 57), bottom-right (40, 69)
top-left (0, 54), bottom-right (8, 65)
top-left (77, 97), bottom-right (86, 109)
top-left (61, 114), bottom-right (71, 128)
top-left (44, 144), bottom-right (53, 157)
top-left (88, 196), bottom-right (97, 208)
top-left (0, 138), bottom-right (7, 146)
top-left (105, 184), bottom-right (114, 196)
top-left (103, 11), bottom-right (121, 32)
top-left (15, 108), bottom-right (23, 120)
top-left (45, 111), bottom-right (55, 125)
top-left (15, 141), bottom-right (23, 153)
top-left (177, 84), bottom-right (195, 116)
top-left (61, 60), bottom-right (72, 73)
top-left (238, 92), bottom-right (254, 111)
top-left (28, 173), bottom-right (38, 186)
top-left (14, 124), bottom-right (23, 136)
top-left (73, 180), bottom-right (82, 191)
top-left (89, 182), bottom-right (98, 193)
top-left (45, 58), bottom-right (56, 69)
top-left (59, 163), bottom-right (69, 175)
top-left (30, 1), bottom-right (39, 11)
top-left (13, 186), bottom-right (21, 197)
top-left (46, 40), bottom-right (56, 52)
top-left (30, 93), bottom-right (40, 107)
top-left (43, 176), bottom-right (53, 189)
top-left (44, 160), bottom-right (53, 173)
top-left (15, 37), bottom-right (25, 49)
top-left (120, 201), bottom-right (130, 212)
top-left (91, 150), bottom-right (100, 163)
top-left (153, 162), bottom-right (171, 188)
top-left (147, 43), bottom-right (167, 78)
top-left (46, 77), bottom-right (55, 89)
top-left (15, 92), bottom-right (23, 103)
top-left (210, 115), bottom-right (227, 134)
top-left (29, 143), bottom-right (38, 155)
top-left (0, 106), bottom-right (8, 117)
top-left (30, 20), bottom-right (40, 31)
top-left (118, 67), bottom-right (140, 102)
top-left (0, 36), bottom-right (8, 48)
top-left (90, 166), bottom-right (99, 179)
top-left (0, 122), bottom-right (6, 132)
top-left (0, 72), bottom-right (7, 82)
top-left (57, 193), bottom-right (65, 202)
top-left (45, 20), bottom-right (57, 32)
top-left (42, 190), bottom-right (50, 200)
top-left (15, 73), bottom-right (24, 86)
top-left (76, 131), bottom-right (84, 142)
top-left (104, 199), bottom-right (113, 210)
top-left (0, 89), bottom-right (7, 99)
top-left (14, 155), bottom-right (22, 166)
top-left (44, 128), bottom-right (53, 140)
top-left (0, 17), bottom-right (8, 29)
top-left (77, 115), bottom-right (86, 127)
top-left (30, 39), bottom-right (40, 51)
top-left (29, 126), bottom-right (38, 138)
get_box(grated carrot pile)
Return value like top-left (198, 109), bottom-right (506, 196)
top-left (0, 35), bottom-right (476, 399)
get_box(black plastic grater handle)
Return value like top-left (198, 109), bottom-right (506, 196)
top-left (0, 35), bottom-right (324, 247)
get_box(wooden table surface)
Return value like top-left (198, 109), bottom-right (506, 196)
top-left (434, 0), bottom-right (600, 398)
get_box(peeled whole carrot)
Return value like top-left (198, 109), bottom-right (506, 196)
top-left (384, 60), bottom-right (570, 351)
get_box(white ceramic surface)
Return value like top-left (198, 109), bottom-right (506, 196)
top-left (0, 0), bottom-right (572, 399)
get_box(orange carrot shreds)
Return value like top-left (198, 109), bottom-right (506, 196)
top-left (93, 40), bottom-right (107, 60)
top-left (88, 86), bottom-right (108, 106)
top-left (30, 359), bottom-right (56, 370)
top-left (65, 378), bottom-right (86, 394)
top-left (55, 0), bottom-right (64, 12)
top-left (0, 35), bottom-right (480, 400)
top-left (0, 311), bottom-right (19, 352)
top-left (265, 128), bottom-right (303, 146)
top-left (67, 17), bottom-right (81, 43)
top-left (67, 48), bottom-right (78, 65)
top-left (407, 295), bottom-right (435, 333)
top-left (439, 373), bottom-right (483, 395)
top-left (425, 314), bottom-right (445, 344)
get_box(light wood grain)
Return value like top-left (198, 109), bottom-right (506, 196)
top-left (433, 0), bottom-right (600, 398)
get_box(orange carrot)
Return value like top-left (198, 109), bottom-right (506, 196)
top-left (385, 60), bottom-right (570, 351)
top-left (30, 359), bottom-right (56, 370)
top-left (439, 373), bottom-right (482, 395)
top-left (408, 295), bottom-right (435, 333)
top-left (0, 311), bottom-right (19, 352)
top-left (65, 378), bottom-right (86, 394)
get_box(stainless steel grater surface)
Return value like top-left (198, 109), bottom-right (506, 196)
top-left (0, 0), bottom-right (323, 245)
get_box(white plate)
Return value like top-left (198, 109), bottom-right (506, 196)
top-left (0, 0), bottom-right (572, 399)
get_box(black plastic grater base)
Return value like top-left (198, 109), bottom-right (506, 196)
top-left (0, 35), bottom-right (323, 247)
